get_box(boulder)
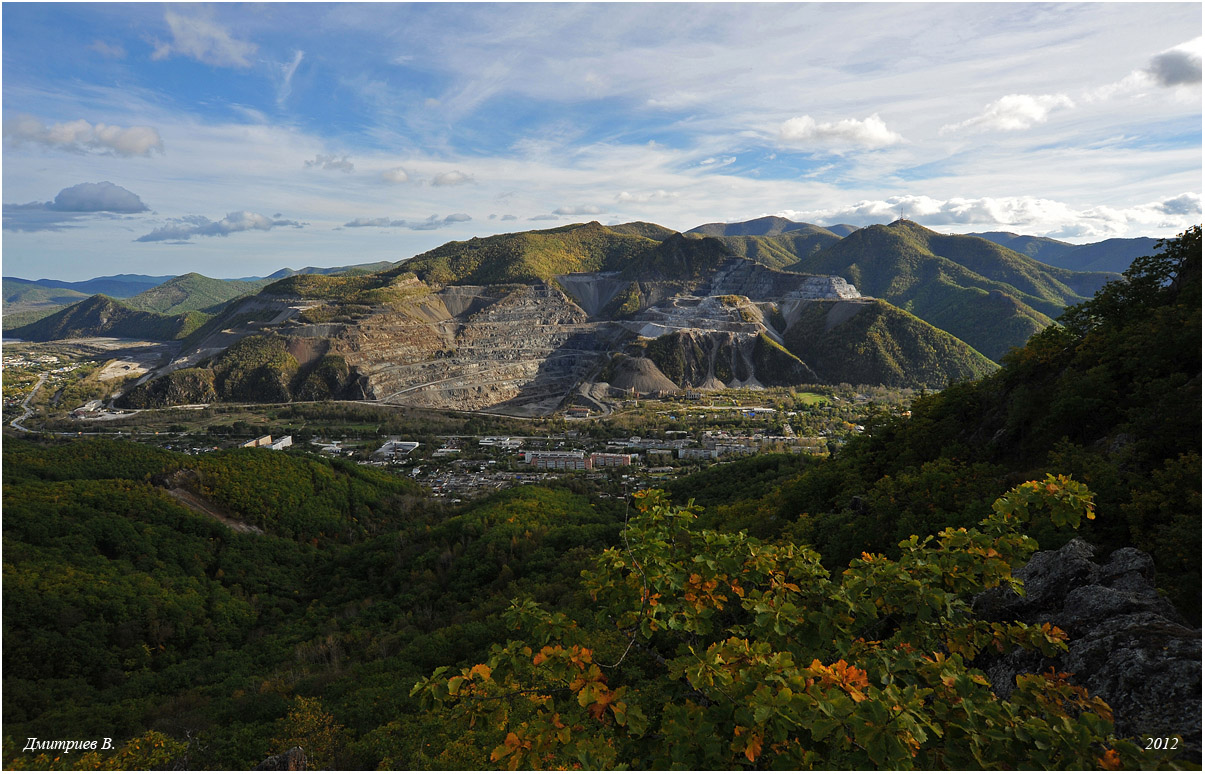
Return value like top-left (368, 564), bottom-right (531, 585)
top-left (974, 538), bottom-right (1200, 762)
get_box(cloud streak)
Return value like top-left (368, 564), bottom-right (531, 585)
top-left (431, 170), bottom-right (474, 186)
top-left (135, 211), bottom-right (303, 243)
top-left (305, 154), bottom-right (355, 172)
top-left (151, 10), bottom-right (257, 68)
top-left (342, 213), bottom-right (471, 230)
top-left (941, 94), bottom-right (1074, 135)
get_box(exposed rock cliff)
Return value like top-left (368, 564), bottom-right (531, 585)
top-left (974, 538), bottom-right (1201, 761)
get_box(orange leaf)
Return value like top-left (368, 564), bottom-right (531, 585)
top-left (1098, 749), bottom-right (1122, 770)
top-left (469, 664), bottom-right (492, 681)
top-left (745, 733), bottom-right (764, 762)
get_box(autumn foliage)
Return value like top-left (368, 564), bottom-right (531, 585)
top-left (416, 477), bottom-right (1158, 769)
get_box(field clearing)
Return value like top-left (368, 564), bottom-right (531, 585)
top-left (795, 391), bottom-right (829, 405)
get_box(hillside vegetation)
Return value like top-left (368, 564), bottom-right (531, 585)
top-left (122, 273), bottom-right (271, 315)
top-left (398, 221), bottom-right (661, 285)
top-left (789, 221), bottom-right (1116, 359)
top-left (783, 298), bottom-right (998, 389)
top-left (7, 295), bottom-right (209, 342)
top-left (118, 334), bottom-right (355, 408)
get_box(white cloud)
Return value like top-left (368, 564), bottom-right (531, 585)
top-left (780, 192), bottom-right (1202, 240)
top-left (305, 154), bottom-right (355, 173)
top-left (553, 204), bottom-right (603, 215)
top-left (699, 156), bottom-right (737, 167)
top-left (382, 167), bottom-right (411, 184)
top-left (431, 170), bottom-right (475, 186)
top-left (135, 211), bottom-right (303, 243)
top-left (151, 10), bottom-right (257, 68)
top-left (777, 113), bottom-right (903, 149)
top-left (4, 115), bottom-right (163, 156)
top-left (343, 213), bottom-right (472, 230)
top-left (940, 94), bottom-right (1074, 135)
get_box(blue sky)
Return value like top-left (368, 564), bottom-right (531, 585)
top-left (3, 2), bottom-right (1201, 280)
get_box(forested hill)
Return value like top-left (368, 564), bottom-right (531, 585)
top-left (6, 294), bottom-right (209, 342)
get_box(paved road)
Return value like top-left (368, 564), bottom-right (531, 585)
top-left (9, 372), bottom-right (46, 432)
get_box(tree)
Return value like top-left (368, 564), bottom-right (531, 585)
top-left (269, 696), bottom-right (350, 771)
top-left (415, 479), bottom-right (1156, 769)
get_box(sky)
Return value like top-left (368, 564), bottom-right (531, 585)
top-left (2, 2), bottom-right (1201, 281)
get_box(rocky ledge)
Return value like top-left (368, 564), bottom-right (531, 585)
top-left (974, 538), bottom-right (1201, 762)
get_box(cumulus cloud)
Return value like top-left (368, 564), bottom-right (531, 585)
top-left (305, 154), bottom-right (354, 173)
top-left (342, 213), bottom-right (471, 230)
top-left (699, 156), bottom-right (737, 167)
top-left (1145, 37), bottom-right (1202, 87)
top-left (381, 167), bottom-right (410, 184)
top-left (779, 192), bottom-right (1201, 240)
top-left (151, 9), bottom-right (256, 68)
top-left (499, 214), bottom-right (519, 221)
top-left (135, 211), bottom-right (303, 243)
top-left (4, 114), bottom-right (163, 156)
top-left (777, 113), bottom-right (903, 149)
top-left (553, 204), bottom-right (603, 216)
top-left (3, 182), bottom-right (149, 232)
top-left (940, 94), bottom-right (1074, 135)
top-left (529, 214), bottom-right (559, 221)
top-left (431, 170), bottom-right (475, 186)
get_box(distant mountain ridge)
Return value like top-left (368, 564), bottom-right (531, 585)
top-left (15, 217), bottom-right (1148, 413)
top-left (967, 231), bottom-right (1159, 274)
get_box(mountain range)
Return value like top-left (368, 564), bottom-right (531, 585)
top-left (8, 217), bottom-right (1157, 414)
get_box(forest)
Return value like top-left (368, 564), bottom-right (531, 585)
top-left (2, 227), bottom-right (1199, 770)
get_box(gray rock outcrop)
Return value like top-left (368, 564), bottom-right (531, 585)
top-left (974, 538), bottom-right (1201, 761)
top-left (253, 746), bottom-right (307, 770)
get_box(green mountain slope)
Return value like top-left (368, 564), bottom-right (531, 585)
top-left (604, 221), bottom-right (679, 240)
top-left (398, 221), bottom-right (661, 284)
top-left (782, 298), bottom-right (998, 389)
top-left (708, 230), bottom-right (844, 270)
top-left (6, 295), bottom-right (209, 342)
top-left (122, 273), bottom-right (271, 315)
top-left (789, 221), bottom-right (1115, 359)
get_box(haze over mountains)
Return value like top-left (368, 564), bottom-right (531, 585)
top-left (6, 217), bottom-right (1158, 415)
